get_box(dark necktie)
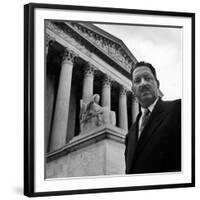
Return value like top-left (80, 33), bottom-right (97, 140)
top-left (138, 109), bottom-right (151, 138)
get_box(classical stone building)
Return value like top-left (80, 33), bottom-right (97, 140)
top-left (45, 20), bottom-right (139, 178)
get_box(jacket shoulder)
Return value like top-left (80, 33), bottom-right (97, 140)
top-left (162, 99), bottom-right (181, 109)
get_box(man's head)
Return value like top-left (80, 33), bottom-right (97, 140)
top-left (132, 61), bottom-right (160, 108)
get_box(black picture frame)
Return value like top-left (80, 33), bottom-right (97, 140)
top-left (24, 3), bottom-right (195, 197)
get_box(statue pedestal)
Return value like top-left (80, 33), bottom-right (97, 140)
top-left (46, 125), bottom-right (126, 178)
top-left (80, 108), bottom-right (116, 135)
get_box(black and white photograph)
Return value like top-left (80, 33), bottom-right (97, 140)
top-left (24, 3), bottom-right (195, 197)
top-left (45, 21), bottom-right (182, 178)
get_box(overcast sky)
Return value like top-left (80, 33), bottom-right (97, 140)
top-left (95, 23), bottom-right (182, 101)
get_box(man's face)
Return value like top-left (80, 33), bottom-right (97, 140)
top-left (132, 66), bottom-right (159, 108)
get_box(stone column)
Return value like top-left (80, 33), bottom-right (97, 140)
top-left (119, 86), bottom-right (128, 131)
top-left (45, 34), bottom-right (55, 152)
top-left (46, 75), bottom-right (55, 152)
top-left (82, 62), bottom-right (94, 103)
top-left (132, 94), bottom-right (139, 123)
top-left (49, 48), bottom-right (75, 152)
top-left (101, 74), bottom-right (111, 109)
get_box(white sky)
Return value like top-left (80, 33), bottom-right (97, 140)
top-left (95, 23), bottom-right (182, 101)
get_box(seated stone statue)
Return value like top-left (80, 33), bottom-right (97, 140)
top-left (80, 94), bottom-right (116, 134)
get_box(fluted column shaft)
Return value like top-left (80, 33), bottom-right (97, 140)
top-left (46, 75), bottom-right (55, 152)
top-left (132, 95), bottom-right (139, 123)
top-left (119, 86), bottom-right (128, 131)
top-left (101, 75), bottom-right (111, 109)
top-left (82, 63), bottom-right (94, 103)
top-left (50, 48), bottom-right (75, 152)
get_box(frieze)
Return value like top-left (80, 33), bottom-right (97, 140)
top-left (70, 23), bottom-right (134, 72)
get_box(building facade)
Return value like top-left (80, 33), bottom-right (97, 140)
top-left (45, 21), bottom-right (139, 178)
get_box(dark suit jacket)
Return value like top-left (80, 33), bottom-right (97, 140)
top-left (125, 98), bottom-right (181, 174)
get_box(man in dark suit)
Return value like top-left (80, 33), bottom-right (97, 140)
top-left (125, 61), bottom-right (181, 174)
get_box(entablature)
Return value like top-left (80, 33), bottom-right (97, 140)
top-left (46, 20), bottom-right (137, 80)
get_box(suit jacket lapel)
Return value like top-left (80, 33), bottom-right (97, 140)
top-left (134, 99), bottom-right (168, 159)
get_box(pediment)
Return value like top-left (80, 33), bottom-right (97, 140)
top-left (68, 22), bottom-right (137, 73)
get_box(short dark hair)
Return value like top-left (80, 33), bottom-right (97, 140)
top-left (132, 61), bottom-right (160, 87)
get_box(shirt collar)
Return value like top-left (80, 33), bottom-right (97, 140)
top-left (141, 97), bottom-right (159, 114)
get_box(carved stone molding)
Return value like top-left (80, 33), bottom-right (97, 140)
top-left (46, 21), bottom-right (92, 57)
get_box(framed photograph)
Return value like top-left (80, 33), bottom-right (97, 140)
top-left (24, 3), bottom-right (195, 197)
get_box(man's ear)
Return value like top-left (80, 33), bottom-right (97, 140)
top-left (156, 80), bottom-right (164, 97)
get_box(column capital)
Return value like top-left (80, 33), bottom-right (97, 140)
top-left (84, 62), bottom-right (95, 77)
top-left (119, 85), bottom-right (128, 131)
top-left (131, 92), bottom-right (137, 101)
top-left (102, 74), bottom-right (112, 87)
top-left (119, 85), bottom-right (127, 96)
top-left (62, 48), bottom-right (76, 64)
top-left (46, 34), bottom-right (55, 47)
